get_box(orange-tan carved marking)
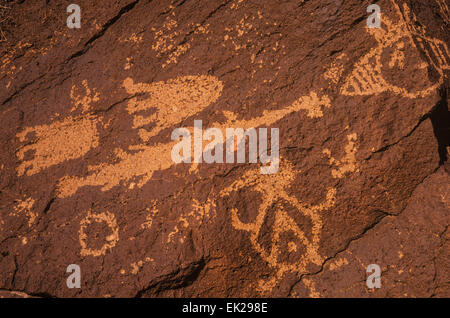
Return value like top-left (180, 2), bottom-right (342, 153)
top-left (79, 210), bottom-right (119, 257)
top-left (303, 277), bottom-right (321, 298)
top-left (341, 1), bottom-right (449, 98)
top-left (123, 75), bottom-right (223, 141)
top-left (141, 200), bottom-right (159, 230)
top-left (16, 81), bottom-right (101, 176)
top-left (435, 0), bottom-right (450, 23)
top-left (167, 198), bottom-right (216, 243)
top-left (151, 13), bottom-right (192, 68)
top-left (70, 80), bottom-right (100, 113)
top-left (57, 74), bottom-right (331, 197)
top-left (11, 197), bottom-right (36, 227)
top-left (218, 161), bottom-right (337, 292)
top-left (324, 53), bottom-right (346, 85)
top-left (57, 75), bottom-right (223, 197)
top-left (16, 115), bottom-right (100, 177)
top-left (328, 257), bottom-right (349, 271)
top-left (322, 133), bottom-right (359, 179)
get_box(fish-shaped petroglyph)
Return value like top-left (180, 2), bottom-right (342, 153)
top-left (56, 75), bottom-right (224, 197)
top-left (15, 0), bottom-right (442, 287)
top-left (56, 75), bottom-right (331, 198)
top-left (341, 0), bottom-right (449, 98)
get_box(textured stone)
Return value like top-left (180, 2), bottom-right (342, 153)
top-left (0, 0), bottom-right (448, 297)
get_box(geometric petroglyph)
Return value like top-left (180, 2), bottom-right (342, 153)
top-left (219, 161), bottom-right (337, 292)
top-left (341, 0), bottom-right (449, 98)
top-left (79, 210), bottom-right (119, 257)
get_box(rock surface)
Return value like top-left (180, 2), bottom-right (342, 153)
top-left (0, 0), bottom-right (448, 297)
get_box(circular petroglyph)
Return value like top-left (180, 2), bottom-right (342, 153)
top-left (79, 210), bottom-right (119, 257)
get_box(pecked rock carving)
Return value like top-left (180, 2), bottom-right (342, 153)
top-left (0, 0), bottom-right (448, 298)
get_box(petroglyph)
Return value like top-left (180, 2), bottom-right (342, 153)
top-left (16, 115), bottom-right (100, 177)
top-left (57, 73), bottom-right (331, 197)
top-left (223, 13), bottom-right (255, 51)
top-left (221, 3), bottom-right (286, 81)
top-left (303, 277), bottom-right (321, 298)
top-left (56, 75), bottom-right (224, 197)
top-left (129, 257), bottom-right (154, 275)
top-left (230, 0), bottom-right (245, 11)
top-left (5, 0), bottom-right (447, 298)
top-left (328, 257), bottom-right (349, 271)
top-left (397, 2), bottom-right (450, 75)
top-left (10, 3), bottom-right (368, 292)
top-left (214, 131), bottom-right (357, 292)
top-left (435, 0), bottom-right (450, 23)
top-left (141, 200), bottom-right (159, 230)
top-left (151, 8), bottom-right (211, 69)
top-left (123, 75), bottom-right (223, 142)
top-left (57, 140), bottom-right (175, 197)
top-left (151, 14), bottom-right (191, 68)
top-left (290, 92), bottom-right (331, 119)
top-left (16, 81), bottom-right (101, 176)
top-left (341, 1), bottom-right (449, 98)
top-left (324, 53), bottom-right (346, 85)
top-left (0, 42), bottom-right (29, 78)
top-left (1, 32), bottom-right (61, 80)
top-left (167, 198), bottom-right (216, 244)
top-left (11, 197), bottom-right (36, 228)
top-left (218, 161), bottom-right (337, 291)
top-left (124, 33), bottom-right (143, 44)
top-left (323, 133), bottom-right (359, 179)
top-left (79, 210), bottom-right (119, 257)
top-left (70, 80), bottom-right (100, 113)
top-left (119, 257), bottom-right (154, 275)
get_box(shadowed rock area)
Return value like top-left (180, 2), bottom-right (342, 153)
top-left (0, 0), bottom-right (448, 297)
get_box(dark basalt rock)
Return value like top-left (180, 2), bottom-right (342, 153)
top-left (0, 0), bottom-right (448, 297)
